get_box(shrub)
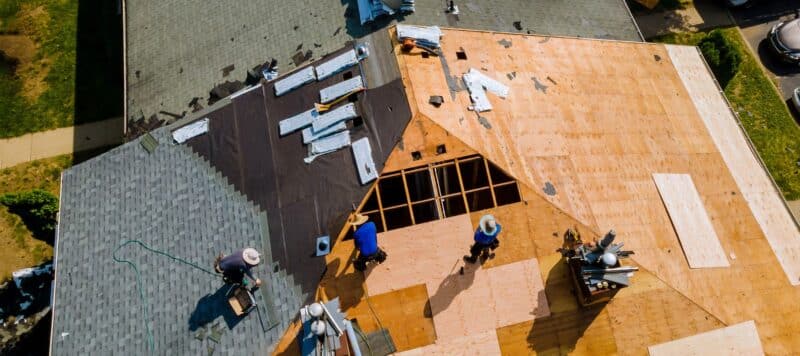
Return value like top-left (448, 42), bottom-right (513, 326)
top-left (698, 30), bottom-right (741, 88)
top-left (0, 190), bottom-right (58, 242)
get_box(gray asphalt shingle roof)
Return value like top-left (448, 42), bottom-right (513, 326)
top-left (125, 0), bottom-right (641, 127)
top-left (51, 128), bottom-right (304, 355)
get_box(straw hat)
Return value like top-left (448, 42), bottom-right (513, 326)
top-left (242, 248), bottom-right (261, 266)
top-left (479, 214), bottom-right (498, 236)
top-left (350, 213), bottom-right (369, 227)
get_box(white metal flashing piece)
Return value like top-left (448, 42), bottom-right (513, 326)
top-left (230, 83), bottom-right (262, 99)
top-left (463, 68), bottom-right (509, 112)
top-left (315, 49), bottom-right (359, 81)
top-left (279, 108), bottom-right (318, 136)
top-left (305, 130), bottom-right (352, 163)
top-left (319, 76), bottom-right (364, 104)
top-left (352, 137), bottom-right (377, 185)
top-left (311, 103), bottom-right (358, 132)
top-left (172, 118), bottom-right (209, 143)
top-left (274, 66), bottom-right (316, 96)
top-left (396, 24), bottom-right (442, 47)
top-left (302, 121), bottom-right (347, 144)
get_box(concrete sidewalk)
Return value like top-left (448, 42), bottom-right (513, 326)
top-left (0, 118), bottom-right (124, 168)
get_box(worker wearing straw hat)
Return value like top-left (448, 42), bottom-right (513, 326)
top-left (214, 248), bottom-right (262, 287)
top-left (464, 214), bottom-right (502, 264)
top-left (350, 213), bottom-right (387, 271)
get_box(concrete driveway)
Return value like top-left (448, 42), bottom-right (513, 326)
top-left (731, 1), bottom-right (800, 110)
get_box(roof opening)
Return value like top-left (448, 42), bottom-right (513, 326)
top-left (357, 155), bottom-right (522, 232)
top-left (456, 50), bottom-right (467, 60)
top-left (384, 206), bottom-right (413, 230)
top-left (411, 151), bottom-right (422, 161)
top-left (421, 52), bottom-right (430, 59)
top-left (436, 144), bottom-right (447, 155)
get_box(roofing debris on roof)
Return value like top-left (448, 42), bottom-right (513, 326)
top-left (463, 68), bottom-right (509, 112)
top-left (352, 137), bottom-right (377, 184)
top-left (274, 66), bottom-right (317, 96)
top-left (320, 76), bottom-right (365, 104)
top-left (280, 108), bottom-right (319, 136)
top-left (311, 103), bottom-right (358, 131)
top-left (397, 24), bottom-right (443, 48)
top-left (356, 0), bottom-right (395, 25)
top-left (303, 121), bottom-right (347, 144)
top-left (305, 130), bottom-right (352, 163)
top-left (171, 117), bottom-right (209, 143)
top-left (314, 49), bottom-right (360, 81)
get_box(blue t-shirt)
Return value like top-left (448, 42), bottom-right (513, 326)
top-left (474, 224), bottom-right (501, 245)
top-left (354, 222), bottom-right (378, 256)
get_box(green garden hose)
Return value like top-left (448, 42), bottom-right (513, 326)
top-left (112, 239), bottom-right (218, 354)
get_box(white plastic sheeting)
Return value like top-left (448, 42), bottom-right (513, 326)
top-left (351, 137), bottom-right (377, 184)
top-left (279, 108), bottom-right (318, 136)
top-left (396, 25), bottom-right (442, 47)
top-left (463, 68), bottom-right (509, 112)
top-left (274, 66), bottom-right (316, 96)
top-left (172, 118), bottom-right (209, 143)
top-left (302, 121), bottom-right (347, 144)
top-left (312, 103), bottom-right (358, 131)
top-left (315, 49), bottom-right (359, 81)
top-left (319, 76), bottom-right (364, 104)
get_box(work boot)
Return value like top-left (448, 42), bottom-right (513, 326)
top-left (463, 255), bottom-right (477, 264)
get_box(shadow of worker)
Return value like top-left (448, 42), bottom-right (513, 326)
top-left (188, 284), bottom-right (247, 331)
top-left (425, 259), bottom-right (480, 317)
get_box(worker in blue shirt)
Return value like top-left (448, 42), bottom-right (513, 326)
top-left (351, 213), bottom-right (387, 271)
top-left (214, 248), bottom-right (262, 287)
top-left (464, 214), bottom-right (501, 264)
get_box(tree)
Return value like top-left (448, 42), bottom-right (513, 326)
top-left (699, 30), bottom-right (741, 88)
top-left (0, 190), bottom-right (58, 243)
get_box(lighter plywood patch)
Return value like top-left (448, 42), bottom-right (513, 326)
top-left (365, 215), bottom-right (475, 295)
top-left (667, 45), bottom-right (800, 283)
top-left (427, 258), bottom-right (550, 340)
top-left (648, 320), bottom-right (764, 356)
top-left (396, 329), bottom-right (501, 356)
top-left (653, 173), bottom-right (729, 268)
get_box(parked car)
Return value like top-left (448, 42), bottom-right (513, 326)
top-left (768, 18), bottom-right (800, 65)
top-left (793, 87), bottom-right (800, 112)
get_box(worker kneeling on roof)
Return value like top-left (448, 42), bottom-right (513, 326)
top-left (214, 248), bottom-right (262, 288)
top-left (351, 213), bottom-right (387, 271)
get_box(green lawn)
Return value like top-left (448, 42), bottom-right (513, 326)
top-left (655, 29), bottom-right (800, 200)
top-left (0, 0), bottom-right (122, 138)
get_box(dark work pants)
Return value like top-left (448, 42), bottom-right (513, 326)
top-left (354, 247), bottom-right (387, 271)
top-left (467, 238), bottom-right (500, 262)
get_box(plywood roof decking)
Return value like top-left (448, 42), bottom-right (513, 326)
top-left (652, 173), bottom-right (729, 268)
top-left (393, 27), bottom-right (800, 354)
top-left (647, 320), bottom-right (765, 356)
top-left (397, 329), bottom-right (502, 356)
top-left (666, 45), bottom-right (800, 285)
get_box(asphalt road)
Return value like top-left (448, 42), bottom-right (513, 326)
top-left (730, 1), bottom-right (800, 109)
